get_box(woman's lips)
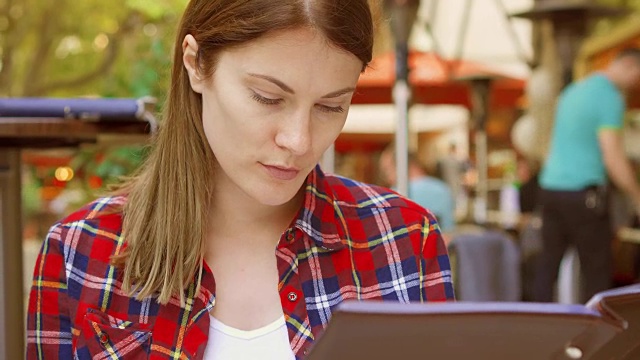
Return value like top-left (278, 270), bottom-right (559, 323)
top-left (262, 164), bottom-right (300, 181)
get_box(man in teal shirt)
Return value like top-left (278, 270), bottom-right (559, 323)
top-left (379, 146), bottom-right (455, 237)
top-left (535, 48), bottom-right (640, 302)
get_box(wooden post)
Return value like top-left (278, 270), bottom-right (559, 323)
top-left (0, 149), bottom-right (25, 360)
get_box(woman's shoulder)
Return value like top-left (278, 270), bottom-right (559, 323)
top-left (48, 195), bottom-right (127, 257)
top-left (322, 173), bottom-right (432, 219)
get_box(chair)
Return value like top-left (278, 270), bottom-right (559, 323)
top-left (448, 229), bottom-right (521, 301)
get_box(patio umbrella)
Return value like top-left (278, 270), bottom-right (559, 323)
top-left (353, 50), bottom-right (526, 109)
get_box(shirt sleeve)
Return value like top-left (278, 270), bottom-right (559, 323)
top-left (26, 223), bottom-right (74, 359)
top-left (420, 214), bottom-right (456, 301)
top-left (598, 88), bottom-right (625, 130)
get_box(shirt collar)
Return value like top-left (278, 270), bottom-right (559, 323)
top-left (291, 165), bottom-right (347, 252)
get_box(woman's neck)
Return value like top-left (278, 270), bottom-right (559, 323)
top-left (208, 183), bottom-right (304, 243)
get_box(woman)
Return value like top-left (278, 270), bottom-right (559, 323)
top-left (26, 0), bottom-right (454, 359)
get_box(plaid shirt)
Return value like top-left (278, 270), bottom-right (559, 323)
top-left (26, 166), bottom-right (454, 359)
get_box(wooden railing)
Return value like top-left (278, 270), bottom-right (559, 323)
top-left (0, 97), bottom-right (156, 360)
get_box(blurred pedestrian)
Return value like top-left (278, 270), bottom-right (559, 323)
top-left (26, 1), bottom-right (454, 359)
top-left (379, 144), bottom-right (456, 239)
top-left (534, 48), bottom-right (640, 303)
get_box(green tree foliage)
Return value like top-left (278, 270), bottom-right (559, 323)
top-left (0, 0), bottom-right (187, 99)
top-left (0, 0), bottom-right (187, 222)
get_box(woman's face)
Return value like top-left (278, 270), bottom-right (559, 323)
top-left (184, 28), bottom-right (363, 207)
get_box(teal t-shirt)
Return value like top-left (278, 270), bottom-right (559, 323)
top-left (540, 74), bottom-right (624, 190)
top-left (408, 176), bottom-right (455, 232)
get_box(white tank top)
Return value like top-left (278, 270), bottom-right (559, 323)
top-left (203, 315), bottom-right (296, 360)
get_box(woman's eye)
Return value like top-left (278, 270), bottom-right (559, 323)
top-left (251, 92), bottom-right (282, 106)
top-left (250, 90), bottom-right (344, 114)
top-left (317, 104), bottom-right (345, 113)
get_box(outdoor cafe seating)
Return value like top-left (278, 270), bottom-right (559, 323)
top-left (0, 97), bottom-right (156, 359)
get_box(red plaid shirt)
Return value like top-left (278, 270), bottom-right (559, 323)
top-left (26, 166), bottom-right (454, 359)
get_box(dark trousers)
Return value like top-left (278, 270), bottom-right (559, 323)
top-left (533, 189), bottom-right (613, 303)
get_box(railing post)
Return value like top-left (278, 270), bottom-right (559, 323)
top-left (0, 149), bottom-right (25, 360)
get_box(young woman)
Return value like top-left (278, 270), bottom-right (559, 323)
top-left (26, 0), bottom-right (454, 358)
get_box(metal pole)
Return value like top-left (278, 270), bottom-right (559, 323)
top-left (394, 80), bottom-right (410, 196)
top-left (0, 149), bottom-right (25, 360)
top-left (385, 0), bottom-right (420, 196)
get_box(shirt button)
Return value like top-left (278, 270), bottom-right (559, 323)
top-left (288, 292), bottom-right (298, 302)
top-left (286, 231), bottom-right (295, 243)
top-left (99, 332), bottom-right (109, 345)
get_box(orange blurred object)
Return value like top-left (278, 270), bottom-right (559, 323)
top-left (353, 50), bottom-right (526, 110)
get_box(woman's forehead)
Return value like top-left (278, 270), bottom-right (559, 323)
top-left (213, 28), bottom-right (363, 87)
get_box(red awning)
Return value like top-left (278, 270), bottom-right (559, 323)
top-left (353, 51), bottom-right (526, 110)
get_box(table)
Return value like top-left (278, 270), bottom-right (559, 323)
top-left (0, 98), bottom-right (155, 359)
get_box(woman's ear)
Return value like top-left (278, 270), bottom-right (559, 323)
top-left (182, 34), bottom-right (205, 94)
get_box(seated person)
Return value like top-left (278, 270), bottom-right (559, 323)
top-left (26, 1), bottom-right (455, 358)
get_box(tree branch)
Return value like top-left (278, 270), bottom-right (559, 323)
top-left (0, 0), bottom-right (20, 95)
top-left (27, 11), bottom-right (142, 96)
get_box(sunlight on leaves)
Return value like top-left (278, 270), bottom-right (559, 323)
top-left (125, 0), bottom-right (189, 20)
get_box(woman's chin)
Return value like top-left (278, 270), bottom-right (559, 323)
top-left (251, 182), bottom-right (305, 208)
top-left (255, 190), bottom-right (299, 207)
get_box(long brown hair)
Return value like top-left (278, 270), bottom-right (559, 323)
top-left (114, 0), bottom-right (376, 304)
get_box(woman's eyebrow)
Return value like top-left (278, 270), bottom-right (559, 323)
top-left (248, 73), bottom-right (294, 94)
top-left (248, 73), bottom-right (355, 98)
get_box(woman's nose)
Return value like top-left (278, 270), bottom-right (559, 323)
top-left (274, 110), bottom-right (312, 155)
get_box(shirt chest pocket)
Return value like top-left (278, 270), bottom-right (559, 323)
top-left (75, 308), bottom-right (152, 360)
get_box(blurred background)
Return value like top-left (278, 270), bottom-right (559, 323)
top-left (2, 0), bottom-right (640, 356)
